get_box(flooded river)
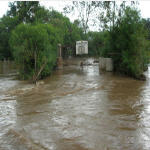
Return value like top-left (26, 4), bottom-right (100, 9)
top-left (0, 58), bottom-right (150, 150)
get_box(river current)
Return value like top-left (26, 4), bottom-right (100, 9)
top-left (0, 58), bottom-right (150, 150)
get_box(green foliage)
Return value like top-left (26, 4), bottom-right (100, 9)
top-left (0, 2), bottom-right (84, 80)
top-left (104, 7), bottom-right (150, 79)
top-left (7, 1), bottom-right (40, 23)
top-left (143, 18), bottom-right (150, 40)
top-left (34, 6), bottom-right (51, 23)
top-left (0, 2), bottom-right (84, 61)
top-left (0, 15), bottom-right (19, 60)
top-left (3, 1), bottom-right (148, 81)
top-left (63, 1), bottom-right (103, 34)
top-left (0, 1), bottom-right (40, 60)
top-left (87, 31), bottom-right (109, 56)
top-left (10, 23), bottom-right (61, 80)
top-left (46, 10), bottom-right (84, 57)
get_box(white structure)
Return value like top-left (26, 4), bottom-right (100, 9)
top-left (99, 57), bottom-right (113, 72)
top-left (76, 41), bottom-right (88, 55)
top-left (105, 58), bottom-right (113, 71)
top-left (99, 57), bottom-right (106, 70)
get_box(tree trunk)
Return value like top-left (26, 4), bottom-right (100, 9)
top-left (34, 51), bottom-right (36, 73)
top-left (33, 61), bottom-right (47, 83)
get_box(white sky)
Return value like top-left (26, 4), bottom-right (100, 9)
top-left (0, 1), bottom-right (150, 25)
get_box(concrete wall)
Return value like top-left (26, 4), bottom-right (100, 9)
top-left (99, 57), bottom-right (106, 70)
top-left (99, 57), bottom-right (113, 72)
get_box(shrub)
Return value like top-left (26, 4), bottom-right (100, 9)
top-left (104, 7), bottom-right (150, 79)
top-left (10, 23), bottom-right (61, 81)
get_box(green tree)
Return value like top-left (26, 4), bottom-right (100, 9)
top-left (10, 23), bottom-right (61, 81)
top-left (98, 1), bottom-right (138, 31)
top-left (63, 1), bottom-right (102, 34)
top-left (0, 2), bottom-right (84, 60)
top-left (0, 1), bottom-right (40, 60)
top-left (105, 7), bottom-right (150, 79)
top-left (143, 18), bottom-right (150, 40)
top-left (0, 15), bottom-right (19, 60)
top-left (47, 10), bottom-right (83, 57)
top-left (87, 31), bottom-right (109, 56)
top-left (7, 1), bottom-right (40, 23)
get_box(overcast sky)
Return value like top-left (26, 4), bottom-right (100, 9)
top-left (0, 1), bottom-right (150, 18)
top-left (0, 1), bottom-right (150, 29)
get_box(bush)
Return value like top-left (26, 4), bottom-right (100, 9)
top-left (104, 7), bottom-right (150, 79)
top-left (88, 31), bottom-right (109, 57)
top-left (0, 16), bottom-right (19, 60)
top-left (10, 23), bottom-right (61, 81)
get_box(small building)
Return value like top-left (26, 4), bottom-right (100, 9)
top-left (76, 41), bottom-right (88, 55)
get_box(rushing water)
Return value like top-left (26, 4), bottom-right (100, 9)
top-left (0, 58), bottom-right (150, 150)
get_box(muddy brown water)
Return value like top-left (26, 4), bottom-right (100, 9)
top-left (0, 58), bottom-right (150, 150)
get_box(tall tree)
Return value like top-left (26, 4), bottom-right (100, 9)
top-left (143, 18), bottom-right (150, 40)
top-left (104, 7), bottom-right (150, 79)
top-left (10, 23), bottom-right (61, 81)
top-left (0, 15), bottom-right (19, 60)
top-left (46, 10), bottom-right (83, 57)
top-left (7, 1), bottom-right (40, 23)
top-left (0, 1), bottom-right (43, 60)
top-left (63, 1), bottom-right (102, 34)
top-left (98, 1), bottom-right (138, 31)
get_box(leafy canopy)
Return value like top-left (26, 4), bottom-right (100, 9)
top-left (10, 23), bottom-right (61, 80)
top-left (105, 7), bottom-right (150, 78)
